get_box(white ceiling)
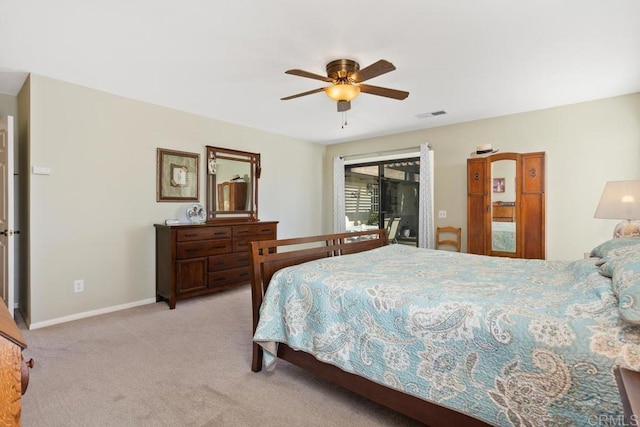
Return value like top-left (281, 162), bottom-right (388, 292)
top-left (1, 1), bottom-right (639, 145)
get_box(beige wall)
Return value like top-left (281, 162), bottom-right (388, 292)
top-left (325, 93), bottom-right (640, 260)
top-left (17, 78), bottom-right (31, 319)
top-left (0, 93), bottom-right (17, 116)
top-left (14, 75), bottom-right (640, 325)
top-left (26, 74), bottom-right (325, 326)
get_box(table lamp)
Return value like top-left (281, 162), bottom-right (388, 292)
top-left (594, 180), bottom-right (640, 238)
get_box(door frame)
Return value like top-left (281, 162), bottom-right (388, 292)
top-left (0, 115), bottom-right (15, 316)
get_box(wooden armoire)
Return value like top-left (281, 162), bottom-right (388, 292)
top-left (467, 152), bottom-right (545, 259)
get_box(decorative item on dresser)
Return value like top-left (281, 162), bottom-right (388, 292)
top-left (0, 300), bottom-right (32, 425)
top-left (155, 221), bottom-right (277, 309)
top-left (467, 151), bottom-right (545, 259)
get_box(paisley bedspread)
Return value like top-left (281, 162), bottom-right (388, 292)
top-left (253, 244), bottom-right (640, 426)
top-left (492, 222), bottom-right (516, 253)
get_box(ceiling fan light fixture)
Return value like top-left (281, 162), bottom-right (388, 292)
top-left (325, 83), bottom-right (360, 102)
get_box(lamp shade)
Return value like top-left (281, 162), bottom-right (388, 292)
top-left (594, 181), bottom-right (640, 220)
top-left (325, 83), bottom-right (360, 102)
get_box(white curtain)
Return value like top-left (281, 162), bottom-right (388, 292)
top-left (333, 156), bottom-right (346, 233)
top-left (418, 143), bottom-right (435, 248)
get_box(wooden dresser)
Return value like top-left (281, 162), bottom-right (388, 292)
top-left (155, 221), bottom-right (277, 308)
top-left (0, 300), bottom-right (28, 425)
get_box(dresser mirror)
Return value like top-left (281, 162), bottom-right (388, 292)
top-left (205, 146), bottom-right (261, 222)
top-left (491, 158), bottom-right (518, 254)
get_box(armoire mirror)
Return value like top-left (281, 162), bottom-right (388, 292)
top-left (467, 151), bottom-right (545, 259)
top-left (491, 158), bottom-right (518, 254)
top-left (205, 146), bottom-right (261, 222)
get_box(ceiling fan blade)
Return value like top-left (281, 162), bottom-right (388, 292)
top-left (352, 60), bottom-right (396, 83)
top-left (359, 84), bottom-right (409, 100)
top-left (285, 69), bottom-right (333, 83)
top-left (280, 87), bottom-right (326, 101)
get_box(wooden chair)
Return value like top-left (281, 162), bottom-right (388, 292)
top-left (436, 226), bottom-right (461, 252)
top-left (387, 217), bottom-right (402, 243)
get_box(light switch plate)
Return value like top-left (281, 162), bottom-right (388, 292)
top-left (32, 166), bottom-right (51, 175)
top-left (438, 210), bottom-right (447, 218)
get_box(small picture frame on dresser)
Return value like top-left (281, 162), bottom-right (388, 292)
top-left (157, 148), bottom-right (200, 202)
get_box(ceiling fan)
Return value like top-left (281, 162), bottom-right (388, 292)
top-left (281, 59), bottom-right (409, 113)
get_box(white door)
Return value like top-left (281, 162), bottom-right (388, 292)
top-left (0, 115), bottom-right (15, 317)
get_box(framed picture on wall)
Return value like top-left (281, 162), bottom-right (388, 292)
top-left (157, 148), bottom-right (200, 202)
top-left (493, 177), bottom-right (505, 193)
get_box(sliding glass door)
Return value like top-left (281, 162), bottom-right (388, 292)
top-left (345, 158), bottom-right (420, 245)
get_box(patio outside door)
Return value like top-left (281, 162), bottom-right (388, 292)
top-left (345, 158), bottom-right (420, 245)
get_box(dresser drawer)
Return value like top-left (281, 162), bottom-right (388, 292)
top-left (177, 227), bottom-right (231, 242)
top-left (233, 233), bottom-right (276, 252)
top-left (208, 252), bottom-right (249, 271)
top-left (233, 224), bottom-right (276, 238)
top-left (177, 239), bottom-right (232, 259)
top-left (208, 267), bottom-right (251, 289)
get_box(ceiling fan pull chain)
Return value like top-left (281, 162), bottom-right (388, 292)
top-left (341, 111), bottom-right (348, 128)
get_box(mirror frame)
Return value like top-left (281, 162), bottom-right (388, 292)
top-left (205, 146), bottom-right (261, 222)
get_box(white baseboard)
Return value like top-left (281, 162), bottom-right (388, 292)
top-left (28, 298), bottom-right (157, 330)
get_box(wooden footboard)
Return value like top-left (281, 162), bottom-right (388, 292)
top-left (249, 229), bottom-right (389, 372)
top-left (615, 366), bottom-right (640, 426)
top-left (249, 229), bottom-right (491, 426)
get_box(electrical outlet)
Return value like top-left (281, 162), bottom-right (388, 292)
top-left (74, 279), bottom-right (84, 293)
top-left (438, 210), bottom-right (447, 218)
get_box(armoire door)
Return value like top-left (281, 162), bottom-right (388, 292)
top-left (521, 152), bottom-right (546, 259)
top-left (466, 158), bottom-right (486, 255)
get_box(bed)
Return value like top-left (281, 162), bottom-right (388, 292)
top-left (491, 222), bottom-right (516, 253)
top-left (492, 202), bottom-right (516, 253)
top-left (250, 230), bottom-right (640, 426)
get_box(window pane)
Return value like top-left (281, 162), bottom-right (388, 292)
top-left (345, 158), bottom-right (420, 247)
top-left (345, 170), bottom-right (379, 227)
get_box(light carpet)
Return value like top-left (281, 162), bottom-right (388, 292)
top-left (19, 286), bottom-right (420, 426)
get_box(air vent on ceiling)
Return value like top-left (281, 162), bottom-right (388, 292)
top-left (415, 110), bottom-right (447, 119)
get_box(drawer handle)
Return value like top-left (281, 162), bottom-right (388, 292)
top-left (213, 277), bottom-right (226, 282)
top-left (211, 245), bottom-right (227, 249)
top-left (185, 248), bottom-right (200, 253)
top-left (236, 231), bottom-right (248, 235)
top-left (214, 232), bottom-right (227, 236)
top-left (184, 233), bottom-right (198, 237)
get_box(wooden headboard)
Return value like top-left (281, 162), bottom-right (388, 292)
top-left (249, 229), bottom-right (389, 371)
top-left (492, 201), bottom-right (515, 222)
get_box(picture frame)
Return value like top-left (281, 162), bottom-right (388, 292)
top-left (493, 177), bottom-right (505, 193)
top-left (157, 148), bottom-right (200, 202)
